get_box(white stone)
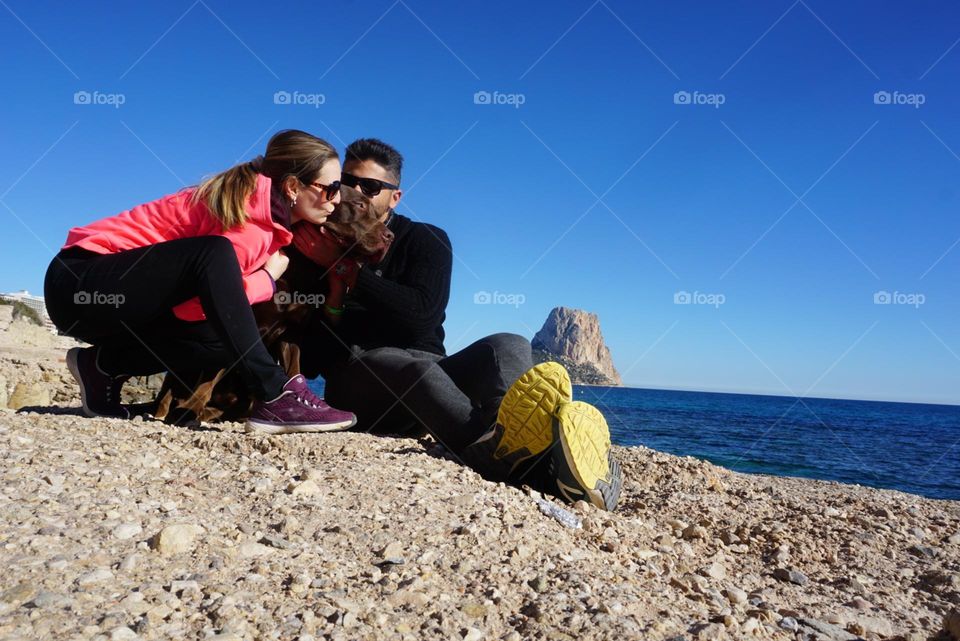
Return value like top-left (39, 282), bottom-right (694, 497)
top-left (109, 626), bottom-right (138, 641)
top-left (77, 568), bottom-right (114, 586)
top-left (151, 524), bottom-right (201, 555)
top-left (287, 480), bottom-right (320, 497)
top-left (113, 523), bottom-right (142, 540)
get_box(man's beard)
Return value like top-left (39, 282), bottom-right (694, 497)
top-left (375, 200), bottom-right (392, 222)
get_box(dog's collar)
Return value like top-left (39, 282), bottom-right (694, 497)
top-left (319, 225), bottom-right (351, 249)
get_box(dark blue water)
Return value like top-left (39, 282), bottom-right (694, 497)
top-left (310, 378), bottom-right (960, 500)
top-left (575, 386), bottom-right (960, 501)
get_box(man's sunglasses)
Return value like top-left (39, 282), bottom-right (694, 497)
top-left (306, 179), bottom-right (341, 201)
top-left (341, 172), bottom-right (399, 197)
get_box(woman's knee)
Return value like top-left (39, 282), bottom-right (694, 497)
top-left (173, 235), bottom-right (238, 276)
top-left (195, 235), bottom-right (237, 266)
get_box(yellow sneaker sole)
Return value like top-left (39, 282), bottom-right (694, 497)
top-left (553, 401), bottom-right (619, 509)
top-left (494, 362), bottom-right (572, 462)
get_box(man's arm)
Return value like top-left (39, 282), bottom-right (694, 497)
top-left (351, 224), bottom-right (452, 335)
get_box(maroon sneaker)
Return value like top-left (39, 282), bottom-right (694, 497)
top-left (66, 347), bottom-right (130, 419)
top-left (245, 375), bottom-right (357, 434)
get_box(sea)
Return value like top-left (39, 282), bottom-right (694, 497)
top-left (576, 386), bottom-right (960, 501)
top-left (309, 379), bottom-right (960, 501)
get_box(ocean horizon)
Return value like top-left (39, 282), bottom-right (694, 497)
top-left (577, 383), bottom-right (960, 409)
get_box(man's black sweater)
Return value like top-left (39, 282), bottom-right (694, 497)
top-left (299, 211), bottom-right (452, 378)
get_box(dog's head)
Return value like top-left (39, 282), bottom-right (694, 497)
top-left (322, 186), bottom-right (394, 262)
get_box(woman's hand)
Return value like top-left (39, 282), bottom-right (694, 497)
top-left (292, 223), bottom-right (340, 268)
top-left (292, 224), bottom-right (362, 287)
top-left (263, 250), bottom-right (289, 281)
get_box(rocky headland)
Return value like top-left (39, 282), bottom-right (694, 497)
top-left (531, 307), bottom-right (623, 387)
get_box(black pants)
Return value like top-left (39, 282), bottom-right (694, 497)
top-left (323, 333), bottom-right (533, 452)
top-left (43, 237), bottom-right (289, 400)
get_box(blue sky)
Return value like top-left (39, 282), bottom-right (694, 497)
top-left (1, 0), bottom-right (958, 404)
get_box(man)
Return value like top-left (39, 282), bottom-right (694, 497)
top-left (298, 139), bottom-right (622, 510)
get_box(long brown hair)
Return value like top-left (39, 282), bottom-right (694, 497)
top-left (193, 129), bottom-right (338, 230)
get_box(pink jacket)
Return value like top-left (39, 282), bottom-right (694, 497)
top-left (62, 174), bottom-right (293, 322)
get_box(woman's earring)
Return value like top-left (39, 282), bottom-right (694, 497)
top-left (291, 195), bottom-right (297, 206)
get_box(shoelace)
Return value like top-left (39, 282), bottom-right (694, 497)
top-left (101, 376), bottom-right (131, 418)
top-left (294, 390), bottom-right (327, 410)
top-left (104, 376), bottom-right (126, 406)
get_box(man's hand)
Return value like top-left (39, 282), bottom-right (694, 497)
top-left (329, 258), bottom-right (361, 288)
top-left (263, 250), bottom-right (289, 281)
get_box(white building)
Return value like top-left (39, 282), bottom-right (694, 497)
top-left (0, 290), bottom-right (48, 321)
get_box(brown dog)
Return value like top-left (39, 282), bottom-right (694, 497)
top-left (152, 187), bottom-right (392, 425)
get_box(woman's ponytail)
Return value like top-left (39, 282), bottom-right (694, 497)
top-left (192, 160), bottom-right (261, 231)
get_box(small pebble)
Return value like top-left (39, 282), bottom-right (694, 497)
top-left (773, 567), bottom-right (809, 586)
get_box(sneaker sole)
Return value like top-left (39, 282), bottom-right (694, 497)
top-left (494, 362), bottom-right (573, 469)
top-left (244, 416), bottom-right (357, 435)
top-left (553, 401), bottom-right (623, 511)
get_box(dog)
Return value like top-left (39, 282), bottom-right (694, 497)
top-left (152, 186), bottom-right (392, 425)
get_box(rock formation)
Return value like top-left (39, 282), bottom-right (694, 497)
top-left (531, 306), bottom-right (622, 386)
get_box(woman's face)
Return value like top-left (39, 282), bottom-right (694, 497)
top-left (290, 159), bottom-right (342, 225)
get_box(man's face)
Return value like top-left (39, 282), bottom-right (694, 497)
top-left (342, 159), bottom-right (402, 222)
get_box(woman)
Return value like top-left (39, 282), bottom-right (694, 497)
top-left (44, 129), bottom-right (356, 434)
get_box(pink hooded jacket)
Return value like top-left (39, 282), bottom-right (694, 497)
top-left (62, 174), bottom-right (293, 322)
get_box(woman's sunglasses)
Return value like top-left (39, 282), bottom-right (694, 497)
top-left (340, 172), bottom-right (399, 197)
top-left (307, 180), bottom-right (341, 201)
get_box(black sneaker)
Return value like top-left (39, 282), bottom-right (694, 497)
top-left (66, 347), bottom-right (130, 419)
